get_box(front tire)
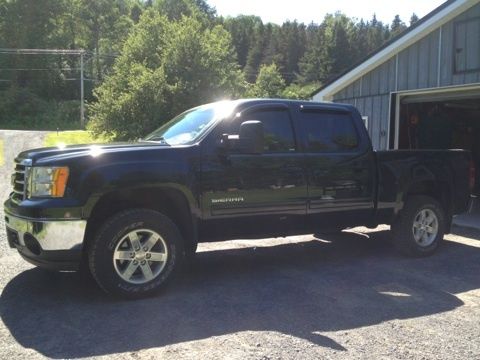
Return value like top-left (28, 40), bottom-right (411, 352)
top-left (391, 196), bottom-right (446, 257)
top-left (88, 209), bottom-right (184, 299)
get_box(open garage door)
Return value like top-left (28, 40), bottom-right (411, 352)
top-left (396, 86), bottom-right (480, 194)
top-left (400, 88), bottom-right (480, 104)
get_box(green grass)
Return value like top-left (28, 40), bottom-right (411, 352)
top-left (44, 131), bottom-right (110, 147)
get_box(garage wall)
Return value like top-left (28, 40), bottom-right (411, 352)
top-left (331, 2), bottom-right (480, 150)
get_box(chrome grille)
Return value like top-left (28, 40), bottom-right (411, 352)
top-left (11, 159), bottom-right (30, 204)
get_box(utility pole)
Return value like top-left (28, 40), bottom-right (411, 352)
top-left (80, 51), bottom-right (85, 127)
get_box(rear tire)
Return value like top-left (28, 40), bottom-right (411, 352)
top-left (88, 209), bottom-right (184, 299)
top-left (391, 196), bottom-right (446, 257)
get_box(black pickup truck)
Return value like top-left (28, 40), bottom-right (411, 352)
top-left (4, 99), bottom-right (473, 298)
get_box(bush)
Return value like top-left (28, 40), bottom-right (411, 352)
top-left (54, 101), bottom-right (82, 126)
top-left (246, 63), bottom-right (285, 98)
top-left (0, 89), bottom-right (83, 130)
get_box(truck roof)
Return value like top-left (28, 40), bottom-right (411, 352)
top-left (212, 98), bottom-right (355, 112)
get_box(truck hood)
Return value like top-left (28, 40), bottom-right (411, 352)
top-left (16, 141), bottom-right (176, 165)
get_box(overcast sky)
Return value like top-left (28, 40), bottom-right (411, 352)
top-left (208, 0), bottom-right (446, 25)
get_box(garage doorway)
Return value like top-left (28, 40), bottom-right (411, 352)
top-left (395, 87), bottom-right (480, 194)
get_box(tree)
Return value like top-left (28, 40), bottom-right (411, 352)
top-left (0, 0), bottom-right (66, 91)
top-left (329, 15), bottom-right (353, 77)
top-left (299, 13), bottom-right (355, 83)
top-left (298, 23), bottom-right (329, 83)
top-left (87, 10), bottom-right (171, 139)
top-left (281, 83), bottom-right (319, 100)
top-left (222, 15), bottom-right (262, 68)
top-left (153, 0), bottom-right (215, 22)
top-left (161, 16), bottom-right (245, 115)
top-left (247, 63), bottom-right (285, 98)
top-left (130, 3), bottom-right (143, 23)
top-left (79, 0), bottom-right (135, 80)
top-left (260, 23), bottom-right (282, 67)
top-left (243, 21), bottom-right (266, 82)
top-left (391, 15), bottom-right (407, 37)
top-left (88, 10), bottom-right (244, 140)
top-left (277, 21), bottom-right (307, 84)
top-left (366, 14), bottom-right (389, 52)
top-left (193, 0), bottom-right (216, 20)
top-left (410, 13), bottom-right (419, 26)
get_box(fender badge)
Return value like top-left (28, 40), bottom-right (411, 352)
top-left (211, 197), bottom-right (245, 204)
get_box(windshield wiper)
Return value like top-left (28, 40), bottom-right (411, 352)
top-left (143, 136), bottom-right (169, 145)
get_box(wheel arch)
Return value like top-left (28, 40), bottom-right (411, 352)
top-left (83, 186), bottom-right (198, 253)
top-left (401, 180), bottom-right (453, 232)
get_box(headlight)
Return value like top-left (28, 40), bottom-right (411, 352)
top-left (28, 167), bottom-right (69, 198)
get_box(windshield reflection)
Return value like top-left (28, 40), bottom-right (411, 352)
top-left (144, 101), bottom-right (235, 145)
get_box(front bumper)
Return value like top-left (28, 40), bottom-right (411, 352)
top-left (4, 211), bottom-right (86, 270)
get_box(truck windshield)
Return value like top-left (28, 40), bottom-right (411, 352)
top-left (144, 101), bottom-right (235, 145)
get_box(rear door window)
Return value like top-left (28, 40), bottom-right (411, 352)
top-left (299, 111), bottom-right (359, 152)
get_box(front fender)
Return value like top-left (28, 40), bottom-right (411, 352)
top-left (73, 161), bottom-right (198, 218)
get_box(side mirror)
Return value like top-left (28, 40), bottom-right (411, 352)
top-left (220, 120), bottom-right (264, 155)
top-left (239, 120), bottom-right (264, 154)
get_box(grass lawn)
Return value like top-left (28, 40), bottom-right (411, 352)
top-left (44, 131), bottom-right (110, 147)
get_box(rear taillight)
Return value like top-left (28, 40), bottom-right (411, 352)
top-left (469, 160), bottom-right (476, 192)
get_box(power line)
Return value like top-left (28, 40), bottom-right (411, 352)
top-left (0, 48), bottom-right (118, 58)
top-left (0, 68), bottom-right (86, 71)
top-left (0, 48), bottom-right (86, 55)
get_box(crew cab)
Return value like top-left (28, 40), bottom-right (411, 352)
top-left (4, 99), bottom-right (473, 298)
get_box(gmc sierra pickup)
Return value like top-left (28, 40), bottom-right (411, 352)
top-left (4, 99), bottom-right (473, 298)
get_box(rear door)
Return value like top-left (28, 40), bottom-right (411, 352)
top-left (295, 105), bottom-right (376, 229)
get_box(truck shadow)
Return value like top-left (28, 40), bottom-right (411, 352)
top-left (1, 228), bottom-right (480, 358)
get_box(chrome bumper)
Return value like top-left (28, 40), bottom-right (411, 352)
top-left (4, 212), bottom-right (86, 251)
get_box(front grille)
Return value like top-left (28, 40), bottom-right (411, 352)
top-left (11, 159), bottom-right (30, 204)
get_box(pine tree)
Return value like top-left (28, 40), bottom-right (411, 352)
top-left (391, 15), bottom-right (407, 37)
top-left (410, 13), bottom-right (419, 26)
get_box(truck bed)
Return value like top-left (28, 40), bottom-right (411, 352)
top-left (374, 149), bottom-right (472, 225)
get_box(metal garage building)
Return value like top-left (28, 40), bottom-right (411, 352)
top-left (313, 0), bottom-right (480, 193)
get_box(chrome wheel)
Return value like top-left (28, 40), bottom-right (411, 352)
top-left (412, 209), bottom-right (438, 247)
top-left (113, 229), bottom-right (168, 284)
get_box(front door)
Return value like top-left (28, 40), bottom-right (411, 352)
top-left (200, 103), bottom-right (308, 240)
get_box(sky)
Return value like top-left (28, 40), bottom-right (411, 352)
top-left (208, 0), bottom-right (447, 25)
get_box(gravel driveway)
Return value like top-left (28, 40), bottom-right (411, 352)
top-left (0, 131), bottom-right (479, 359)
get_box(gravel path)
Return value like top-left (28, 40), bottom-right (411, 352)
top-left (0, 226), bottom-right (479, 359)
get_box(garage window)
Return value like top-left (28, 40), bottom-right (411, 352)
top-left (454, 17), bottom-right (480, 73)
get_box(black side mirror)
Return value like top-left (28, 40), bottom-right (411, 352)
top-left (238, 120), bottom-right (264, 154)
top-left (221, 120), bottom-right (264, 154)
